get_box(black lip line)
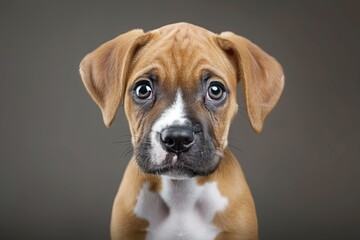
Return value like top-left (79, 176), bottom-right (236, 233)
top-left (146, 162), bottom-right (220, 177)
top-left (152, 164), bottom-right (196, 174)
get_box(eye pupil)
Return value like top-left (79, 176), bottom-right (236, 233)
top-left (135, 83), bottom-right (152, 99)
top-left (211, 86), bottom-right (220, 95)
top-left (208, 83), bottom-right (224, 100)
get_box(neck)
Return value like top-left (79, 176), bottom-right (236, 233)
top-left (160, 177), bottom-right (200, 210)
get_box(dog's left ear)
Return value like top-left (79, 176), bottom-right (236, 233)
top-left (79, 29), bottom-right (152, 127)
top-left (217, 32), bottom-right (285, 133)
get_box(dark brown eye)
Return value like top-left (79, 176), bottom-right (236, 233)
top-left (135, 82), bottom-right (152, 99)
top-left (207, 83), bottom-right (224, 100)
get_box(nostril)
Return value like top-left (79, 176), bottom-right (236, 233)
top-left (163, 135), bottom-right (175, 146)
top-left (182, 133), bottom-right (194, 145)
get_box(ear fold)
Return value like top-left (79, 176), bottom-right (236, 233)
top-left (79, 29), bottom-right (151, 127)
top-left (217, 32), bottom-right (285, 133)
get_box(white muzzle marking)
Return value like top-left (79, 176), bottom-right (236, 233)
top-left (150, 91), bottom-right (189, 165)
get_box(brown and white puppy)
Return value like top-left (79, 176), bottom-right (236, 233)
top-left (80, 22), bottom-right (284, 240)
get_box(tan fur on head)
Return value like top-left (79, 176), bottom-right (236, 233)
top-left (80, 24), bottom-right (284, 132)
top-left (217, 32), bottom-right (285, 133)
top-left (79, 29), bottom-right (152, 127)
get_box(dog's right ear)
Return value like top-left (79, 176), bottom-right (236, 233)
top-left (79, 29), bottom-right (151, 127)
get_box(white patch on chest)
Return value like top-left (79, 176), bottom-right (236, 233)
top-left (150, 91), bottom-right (189, 165)
top-left (134, 178), bottom-right (228, 240)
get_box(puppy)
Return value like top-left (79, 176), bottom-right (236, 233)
top-left (80, 22), bottom-right (284, 240)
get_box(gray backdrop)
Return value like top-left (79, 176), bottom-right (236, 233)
top-left (1, 1), bottom-right (359, 239)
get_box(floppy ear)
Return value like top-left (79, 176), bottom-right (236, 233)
top-left (79, 29), bottom-right (151, 127)
top-left (217, 32), bottom-right (285, 133)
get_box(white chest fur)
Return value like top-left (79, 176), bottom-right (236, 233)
top-left (134, 178), bottom-right (228, 240)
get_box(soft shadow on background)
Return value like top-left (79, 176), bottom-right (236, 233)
top-left (1, 1), bottom-right (359, 239)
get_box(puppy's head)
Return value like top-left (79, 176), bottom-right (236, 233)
top-left (80, 23), bottom-right (284, 179)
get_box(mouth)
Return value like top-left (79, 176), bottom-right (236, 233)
top-left (138, 152), bottom-right (196, 177)
top-left (135, 149), bottom-right (223, 178)
top-left (151, 164), bottom-right (198, 178)
top-left (146, 162), bottom-right (220, 178)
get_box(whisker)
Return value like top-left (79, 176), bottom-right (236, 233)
top-left (118, 144), bottom-right (133, 160)
top-left (112, 140), bottom-right (132, 144)
top-left (237, 108), bottom-right (248, 120)
top-left (228, 143), bottom-right (245, 154)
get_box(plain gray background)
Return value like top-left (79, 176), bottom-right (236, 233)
top-left (1, 1), bottom-right (359, 239)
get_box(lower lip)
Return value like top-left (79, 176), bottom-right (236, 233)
top-left (154, 164), bottom-right (196, 176)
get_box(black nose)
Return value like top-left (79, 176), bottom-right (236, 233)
top-left (160, 127), bottom-right (195, 153)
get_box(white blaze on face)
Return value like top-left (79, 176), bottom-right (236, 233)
top-left (150, 91), bottom-right (188, 165)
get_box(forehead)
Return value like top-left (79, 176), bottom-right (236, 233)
top-left (130, 23), bottom-right (236, 88)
